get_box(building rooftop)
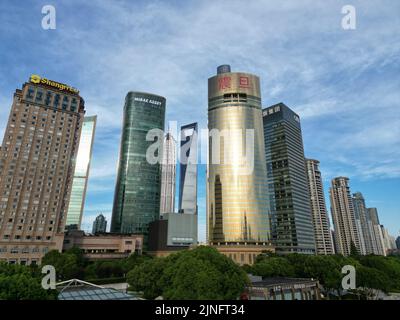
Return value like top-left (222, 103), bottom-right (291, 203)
top-left (250, 277), bottom-right (318, 287)
top-left (57, 279), bottom-right (141, 300)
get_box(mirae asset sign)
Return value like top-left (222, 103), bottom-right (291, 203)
top-left (133, 96), bottom-right (163, 106)
top-left (29, 74), bottom-right (79, 94)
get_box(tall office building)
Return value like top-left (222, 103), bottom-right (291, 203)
top-left (178, 122), bottom-right (198, 215)
top-left (352, 192), bottom-right (374, 255)
top-left (381, 226), bottom-right (394, 254)
top-left (160, 132), bottom-right (176, 215)
top-left (263, 103), bottom-right (315, 254)
top-left (0, 75), bottom-right (85, 264)
top-left (305, 159), bottom-right (334, 255)
top-left (111, 92), bottom-right (165, 246)
top-left (330, 177), bottom-right (361, 256)
top-left (92, 213), bottom-right (107, 234)
top-left (65, 115), bottom-right (96, 228)
top-left (367, 207), bottom-right (386, 256)
top-left (207, 65), bottom-right (273, 265)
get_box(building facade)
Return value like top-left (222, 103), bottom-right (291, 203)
top-left (246, 277), bottom-right (321, 300)
top-left (352, 192), bottom-right (376, 255)
top-left (65, 115), bottom-right (96, 228)
top-left (111, 92), bottom-right (165, 246)
top-left (367, 208), bottom-right (386, 256)
top-left (178, 122), bottom-right (198, 215)
top-left (352, 192), bottom-right (368, 255)
top-left (305, 159), bottom-right (334, 255)
top-left (160, 132), bottom-right (176, 215)
top-left (330, 177), bottom-right (361, 256)
top-left (92, 213), bottom-right (107, 234)
top-left (148, 212), bottom-right (197, 257)
top-left (0, 75), bottom-right (85, 264)
top-left (63, 229), bottom-right (143, 260)
top-left (207, 65), bottom-right (272, 249)
top-left (263, 103), bottom-right (315, 254)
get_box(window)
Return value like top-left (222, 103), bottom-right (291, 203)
top-left (26, 87), bottom-right (35, 99)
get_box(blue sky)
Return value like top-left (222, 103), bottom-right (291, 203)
top-left (0, 0), bottom-right (399, 241)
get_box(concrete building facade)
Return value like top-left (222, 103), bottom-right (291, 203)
top-left (0, 75), bottom-right (85, 264)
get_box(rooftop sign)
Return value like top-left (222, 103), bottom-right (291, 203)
top-left (29, 74), bottom-right (79, 94)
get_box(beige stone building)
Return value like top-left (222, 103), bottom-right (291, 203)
top-left (330, 177), bottom-right (361, 256)
top-left (63, 230), bottom-right (143, 260)
top-left (0, 75), bottom-right (85, 265)
top-left (305, 159), bottom-right (334, 255)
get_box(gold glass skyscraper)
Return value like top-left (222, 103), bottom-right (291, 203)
top-left (207, 65), bottom-right (271, 250)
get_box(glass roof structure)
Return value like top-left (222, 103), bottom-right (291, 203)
top-left (57, 279), bottom-right (140, 300)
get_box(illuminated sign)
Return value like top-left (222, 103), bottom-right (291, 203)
top-left (29, 74), bottom-right (79, 94)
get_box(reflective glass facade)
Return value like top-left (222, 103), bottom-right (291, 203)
top-left (263, 103), bottom-right (315, 254)
top-left (178, 122), bottom-right (198, 215)
top-left (111, 92), bottom-right (165, 245)
top-left (160, 133), bottom-right (176, 214)
top-left (207, 67), bottom-right (271, 245)
top-left (65, 116), bottom-right (96, 228)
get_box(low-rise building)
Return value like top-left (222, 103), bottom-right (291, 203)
top-left (215, 245), bottom-right (275, 266)
top-left (245, 277), bottom-right (321, 300)
top-left (148, 212), bottom-right (197, 257)
top-left (63, 230), bottom-right (143, 260)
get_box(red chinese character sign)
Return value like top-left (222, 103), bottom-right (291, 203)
top-left (239, 76), bottom-right (250, 88)
top-left (218, 76), bottom-right (231, 90)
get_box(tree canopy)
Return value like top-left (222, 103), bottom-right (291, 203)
top-left (0, 262), bottom-right (57, 300)
top-left (127, 246), bottom-right (249, 300)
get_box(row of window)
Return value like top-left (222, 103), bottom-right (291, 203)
top-left (0, 246), bottom-right (49, 254)
top-left (2, 234), bottom-right (53, 241)
top-left (26, 86), bottom-right (78, 112)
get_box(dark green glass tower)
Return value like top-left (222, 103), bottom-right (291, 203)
top-left (111, 92), bottom-right (165, 246)
top-left (263, 103), bottom-right (315, 254)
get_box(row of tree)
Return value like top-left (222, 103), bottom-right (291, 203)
top-left (1, 246), bottom-right (399, 300)
top-left (247, 252), bottom-right (400, 299)
top-left (41, 247), bottom-right (152, 281)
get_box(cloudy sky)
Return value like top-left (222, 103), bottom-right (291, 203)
top-left (0, 0), bottom-right (399, 241)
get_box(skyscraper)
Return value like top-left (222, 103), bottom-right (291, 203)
top-left (207, 65), bottom-right (272, 262)
top-left (352, 192), bottom-right (368, 255)
top-left (263, 103), bottom-right (315, 254)
top-left (367, 207), bottom-right (386, 256)
top-left (352, 192), bottom-right (374, 255)
top-left (111, 92), bottom-right (165, 246)
top-left (330, 177), bottom-right (361, 256)
top-left (381, 225), bottom-right (394, 254)
top-left (178, 122), bottom-right (198, 215)
top-left (92, 213), bottom-right (107, 234)
top-left (160, 132), bottom-right (176, 215)
top-left (305, 159), bottom-right (334, 255)
top-left (65, 115), bottom-right (97, 229)
top-left (0, 75), bottom-right (85, 264)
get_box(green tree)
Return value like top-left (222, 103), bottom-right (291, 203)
top-left (41, 250), bottom-right (83, 280)
top-left (356, 265), bottom-right (390, 299)
top-left (251, 257), bottom-right (295, 278)
top-left (127, 246), bottom-right (249, 300)
top-left (350, 242), bottom-right (359, 257)
top-left (0, 262), bottom-right (56, 300)
top-left (127, 257), bottom-right (167, 299)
